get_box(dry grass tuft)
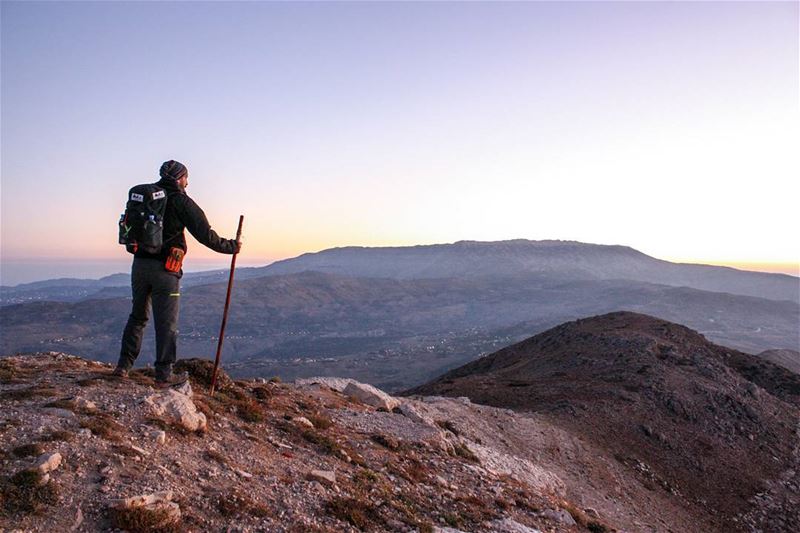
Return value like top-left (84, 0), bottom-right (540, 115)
top-left (326, 496), bottom-right (381, 530)
top-left (193, 399), bottom-right (214, 420)
top-left (561, 500), bottom-right (589, 526)
top-left (435, 420), bottom-right (460, 436)
top-left (234, 398), bottom-right (264, 423)
top-left (402, 459), bottom-right (430, 483)
top-left (371, 434), bottom-right (400, 450)
top-left (443, 512), bottom-right (462, 528)
top-left (352, 468), bottom-right (380, 486)
top-left (216, 489), bottom-right (271, 518)
top-left (560, 500), bottom-right (611, 532)
top-left (387, 458), bottom-right (429, 484)
top-left (129, 370), bottom-right (155, 386)
top-left (203, 449), bottom-right (228, 465)
top-left (453, 442), bottom-right (480, 463)
top-left (494, 497), bottom-right (513, 511)
top-left (108, 505), bottom-right (181, 533)
top-left (1, 470), bottom-right (59, 515)
top-left (38, 430), bottom-right (74, 442)
top-left (0, 361), bottom-right (23, 383)
top-left (43, 398), bottom-right (76, 410)
top-left (12, 443), bottom-right (44, 458)
top-left (112, 444), bottom-right (143, 457)
top-left (75, 373), bottom-right (115, 387)
top-left (80, 414), bottom-right (124, 442)
top-left (251, 386), bottom-right (271, 400)
top-left (43, 396), bottom-right (97, 414)
top-left (306, 413), bottom-right (332, 430)
top-left (1, 386), bottom-right (58, 401)
top-left (455, 494), bottom-right (497, 523)
top-left (174, 358), bottom-right (232, 390)
top-left (301, 429), bottom-right (341, 454)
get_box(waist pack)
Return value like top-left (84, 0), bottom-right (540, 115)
top-left (118, 183), bottom-right (167, 254)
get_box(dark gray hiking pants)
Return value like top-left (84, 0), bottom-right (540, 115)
top-left (118, 257), bottom-right (181, 380)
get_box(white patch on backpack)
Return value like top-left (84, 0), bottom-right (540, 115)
top-left (130, 193), bottom-right (144, 202)
top-left (152, 190), bottom-right (166, 200)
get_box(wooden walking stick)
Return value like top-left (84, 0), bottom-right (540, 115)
top-left (210, 215), bottom-right (244, 395)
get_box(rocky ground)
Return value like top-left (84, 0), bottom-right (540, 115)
top-left (0, 353), bottom-right (613, 533)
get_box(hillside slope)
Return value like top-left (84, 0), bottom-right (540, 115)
top-left (409, 312), bottom-right (800, 532)
top-left (758, 349), bottom-right (800, 374)
top-left (1, 353), bottom-right (613, 533)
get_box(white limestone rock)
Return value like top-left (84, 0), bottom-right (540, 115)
top-left (295, 377), bottom-right (357, 392)
top-left (397, 402), bottom-right (436, 426)
top-left (307, 469), bottom-right (337, 487)
top-left (489, 518), bottom-right (542, 533)
top-left (343, 381), bottom-right (400, 411)
top-left (32, 452), bottom-right (62, 474)
top-left (144, 389), bottom-right (207, 432)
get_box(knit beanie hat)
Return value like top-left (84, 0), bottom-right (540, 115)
top-left (160, 160), bottom-right (188, 181)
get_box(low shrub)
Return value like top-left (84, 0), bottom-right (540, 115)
top-left (1, 470), bottom-right (59, 515)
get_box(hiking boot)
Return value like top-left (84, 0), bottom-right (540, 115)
top-left (155, 372), bottom-right (189, 389)
top-left (111, 367), bottom-right (128, 378)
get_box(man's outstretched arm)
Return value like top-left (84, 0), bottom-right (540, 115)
top-left (178, 196), bottom-right (239, 254)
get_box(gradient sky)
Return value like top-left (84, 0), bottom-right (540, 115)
top-left (2, 1), bottom-right (799, 285)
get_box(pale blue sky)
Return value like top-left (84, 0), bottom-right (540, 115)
top-left (2, 1), bottom-right (798, 284)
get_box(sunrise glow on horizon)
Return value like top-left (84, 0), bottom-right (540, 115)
top-left (2, 1), bottom-right (798, 285)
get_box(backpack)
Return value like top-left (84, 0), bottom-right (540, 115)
top-left (118, 183), bottom-right (168, 254)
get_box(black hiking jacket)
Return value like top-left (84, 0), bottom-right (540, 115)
top-left (134, 178), bottom-right (237, 262)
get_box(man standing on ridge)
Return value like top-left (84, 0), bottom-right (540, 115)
top-left (114, 160), bottom-right (241, 386)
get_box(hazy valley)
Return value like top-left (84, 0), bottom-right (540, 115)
top-left (1, 241), bottom-right (797, 391)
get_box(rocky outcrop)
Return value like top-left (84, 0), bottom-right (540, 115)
top-left (343, 381), bottom-right (400, 411)
top-left (143, 383), bottom-right (207, 432)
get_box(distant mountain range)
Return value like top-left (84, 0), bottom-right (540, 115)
top-left (408, 311), bottom-right (800, 532)
top-left (1, 240), bottom-right (797, 389)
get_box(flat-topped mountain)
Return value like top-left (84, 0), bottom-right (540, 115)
top-left (409, 311), bottom-right (800, 532)
top-left (262, 240), bottom-right (798, 302)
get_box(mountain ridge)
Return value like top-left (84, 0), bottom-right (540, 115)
top-left (408, 311), bottom-right (800, 532)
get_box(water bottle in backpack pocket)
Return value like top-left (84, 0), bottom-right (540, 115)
top-left (118, 183), bottom-right (167, 254)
